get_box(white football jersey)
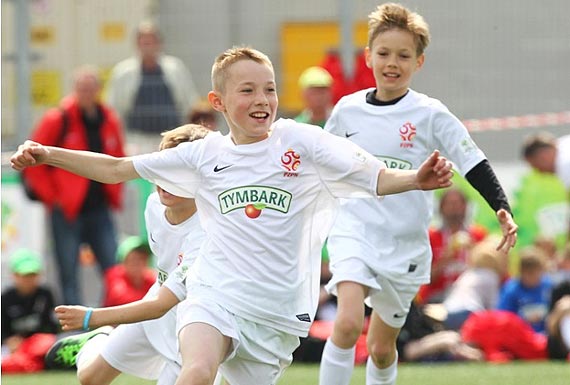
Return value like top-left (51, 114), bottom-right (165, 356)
top-left (141, 192), bottom-right (205, 363)
top-left (325, 88), bottom-right (486, 283)
top-left (133, 118), bottom-right (384, 336)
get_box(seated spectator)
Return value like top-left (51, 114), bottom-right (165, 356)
top-left (546, 245), bottom-right (570, 360)
top-left (460, 310), bottom-right (548, 362)
top-left (425, 237), bottom-right (509, 330)
top-left (102, 236), bottom-right (156, 307)
top-left (1, 249), bottom-right (59, 373)
top-left (419, 189), bottom-right (488, 304)
top-left (498, 246), bottom-right (553, 333)
top-left (397, 302), bottom-right (483, 363)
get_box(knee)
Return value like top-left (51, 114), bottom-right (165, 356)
top-left (78, 370), bottom-right (99, 385)
top-left (178, 363), bottom-right (217, 385)
top-left (333, 315), bottom-right (364, 345)
top-left (367, 339), bottom-right (396, 367)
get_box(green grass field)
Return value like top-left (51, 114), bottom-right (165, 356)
top-left (2, 361), bottom-right (569, 385)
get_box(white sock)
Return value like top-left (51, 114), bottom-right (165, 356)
top-left (366, 351), bottom-right (398, 385)
top-left (319, 338), bottom-right (356, 385)
top-left (76, 334), bottom-right (109, 371)
top-left (560, 315), bottom-right (570, 350)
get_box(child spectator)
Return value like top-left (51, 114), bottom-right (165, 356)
top-left (1, 249), bottom-right (59, 373)
top-left (425, 237), bottom-right (509, 330)
top-left (103, 236), bottom-right (155, 307)
top-left (498, 246), bottom-right (553, 333)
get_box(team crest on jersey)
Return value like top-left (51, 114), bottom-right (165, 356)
top-left (281, 148), bottom-right (301, 177)
top-left (399, 122), bottom-right (416, 148)
top-left (218, 186), bottom-right (292, 219)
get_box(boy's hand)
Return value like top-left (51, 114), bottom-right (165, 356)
top-left (416, 150), bottom-right (454, 190)
top-left (495, 209), bottom-right (518, 253)
top-left (10, 140), bottom-right (50, 171)
top-left (55, 305), bottom-right (88, 331)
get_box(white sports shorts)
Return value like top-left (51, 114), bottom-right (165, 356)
top-left (177, 296), bottom-right (300, 385)
top-left (326, 257), bottom-right (420, 328)
top-left (101, 322), bottom-right (166, 380)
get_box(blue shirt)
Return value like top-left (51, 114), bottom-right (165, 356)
top-left (497, 276), bottom-right (552, 333)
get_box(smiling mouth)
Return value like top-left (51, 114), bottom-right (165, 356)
top-left (250, 112), bottom-right (270, 119)
top-left (383, 73), bottom-right (400, 78)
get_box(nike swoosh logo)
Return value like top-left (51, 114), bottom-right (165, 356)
top-left (345, 132), bottom-right (358, 138)
top-left (213, 164), bottom-right (233, 172)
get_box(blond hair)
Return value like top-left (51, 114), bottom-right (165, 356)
top-left (367, 3), bottom-right (430, 56)
top-left (159, 124), bottom-right (210, 151)
top-left (211, 46), bottom-right (273, 93)
top-left (468, 238), bottom-right (506, 276)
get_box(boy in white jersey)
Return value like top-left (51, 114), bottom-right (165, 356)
top-left (318, 4), bottom-right (518, 385)
top-left (12, 46), bottom-right (454, 385)
top-left (44, 124), bottom-right (212, 385)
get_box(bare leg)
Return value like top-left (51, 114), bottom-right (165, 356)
top-left (77, 355), bottom-right (122, 385)
top-left (319, 281), bottom-right (368, 385)
top-left (176, 323), bottom-right (231, 385)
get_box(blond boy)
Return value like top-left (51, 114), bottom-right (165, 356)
top-left (319, 4), bottom-right (517, 385)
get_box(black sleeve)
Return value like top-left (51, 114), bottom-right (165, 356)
top-left (465, 159), bottom-right (512, 216)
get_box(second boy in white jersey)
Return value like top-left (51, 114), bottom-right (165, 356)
top-left (319, 4), bottom-right (518, 385)
top-left (45, 125), bottom-right (214, 385)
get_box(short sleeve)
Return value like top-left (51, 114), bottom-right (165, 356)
top-left (313, 129), bottom-right (385, 198)
top-left (133, 142), bottom-right (202, 198)
top-left (431, 106), bottom-right (486, 176)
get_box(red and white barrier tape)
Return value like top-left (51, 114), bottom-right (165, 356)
top-left (463, 111), bottom-right (570, 133)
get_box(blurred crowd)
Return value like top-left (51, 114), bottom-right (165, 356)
top-left (2, 19), bottom-right (569, 374)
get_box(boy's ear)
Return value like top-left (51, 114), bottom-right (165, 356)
top-left (364, 46), bottom-right (372, 68)
top-left (416, 54), bottom-right (425, 70)
top-left (208, 91), bottom-right (225, 112)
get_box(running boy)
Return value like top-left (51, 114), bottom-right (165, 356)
top-left (318, 4), bottom-right (518, 385)
top-left (45, 124), bottom-right (213, 385)
top-left (12, 46), bottom-right (453, 385)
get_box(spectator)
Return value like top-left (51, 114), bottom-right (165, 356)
top-left (460, 310), bottom-right (548, 362)
top-left (106, 20), bottom-right (199, 153)
top-left (188, 98), bottom-right (219, 131)
top-left (547, 269), bottom-right (570, 360)
top-left (294, 66), bottom-right (334, 128)
top-left (522, 132), bottom-right (570, 244)
top-left (425, 237), bottom-right (509, 330)
top-left (418, 189), bottom-right (488, 304)
top-left (102, 236), bottom-right (156, 307)
top-left (498, 246), bottom-right (553, 333)
top-left (22, 66), bottom-right (125, 305)
top-left (1, 249), bottom-right (59, 373)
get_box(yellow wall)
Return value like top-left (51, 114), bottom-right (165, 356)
top-left (280, 21), bottom-right (369, 113)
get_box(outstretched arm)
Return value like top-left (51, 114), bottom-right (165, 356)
top-left (376, 150), bottom-right (453, 196)
top-left (10, 140), bottom-right (138, 184)
top-left (55, 286), bottom-right (180, 331)
top-left (465, 160), bottom-right (518, 252)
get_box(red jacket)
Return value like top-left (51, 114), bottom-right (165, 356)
top-left (24, 96), bottom-right (125, 220)
top-left (103, 265), bottom-right (156, 307)
top-left (418, 225), bottom-right (487, 303)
